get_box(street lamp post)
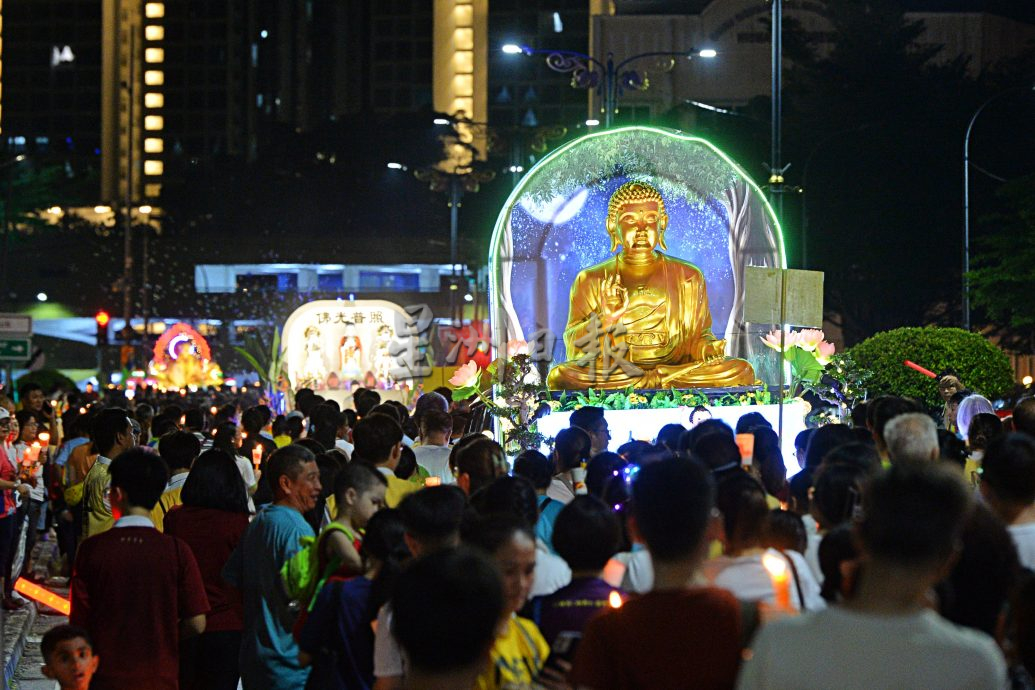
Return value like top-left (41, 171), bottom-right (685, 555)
top-left (962, 85), bottom-right (1035, 331)
top-left (502, 43), bottom-right (716, 128)
top-left (412, 167), bottom-right (495, 326)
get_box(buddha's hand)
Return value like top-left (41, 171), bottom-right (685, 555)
top-left (703, 339), bottom-right (728, 361)
top-left (601, 271), bottom-right (629, 327)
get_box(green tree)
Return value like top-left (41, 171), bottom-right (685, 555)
top-left (969, 175), bottom-right (1035, 352)
top-left (783, 0), bottom-right (985, 344)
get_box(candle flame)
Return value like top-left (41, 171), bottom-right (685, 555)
top-left (762, 552), bottom-right (788, 577)
top-left (424, 476), bottom-right (442, 487)
top-left (38, 432), bottom-right (50, 443)
top-left (608, 590), bottom-right (623, 608)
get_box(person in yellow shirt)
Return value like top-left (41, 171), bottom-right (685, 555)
top-left (464, 514), bottom-right (549, 689)
top-left (352, 414), bottom-right (419, 508)
top-left (82, 409), bottom-right (136, 539)
top-left (149, 431), bottom-right (201, 531)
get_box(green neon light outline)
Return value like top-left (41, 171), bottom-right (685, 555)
top-left (488, 125), bottom-right (788, 349)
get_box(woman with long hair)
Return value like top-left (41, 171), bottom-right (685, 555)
top-left (164, 449), bottom-right (251, 690)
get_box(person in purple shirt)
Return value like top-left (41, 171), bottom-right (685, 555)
top-left (529, 496), bottom-right (627, 648)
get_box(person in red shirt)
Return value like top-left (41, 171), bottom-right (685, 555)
top-left (70, 446), bottom-right (209, 690)
top-left (569, 457), bottom-right (743, 690)
top-left (165, 449), bottom-right (250, 690)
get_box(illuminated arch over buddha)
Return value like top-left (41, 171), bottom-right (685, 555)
top-left (489, 126), bottom-right (787, 389)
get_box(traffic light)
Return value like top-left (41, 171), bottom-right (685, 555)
top-left (95, 310), bottom-right (110, 347)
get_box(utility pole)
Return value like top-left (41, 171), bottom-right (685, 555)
top-left (769, 0), bottom-right (785, 228)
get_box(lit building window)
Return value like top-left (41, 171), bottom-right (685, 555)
top-left (144, 183), bottom-right (162, 198)
top-left (453, 74), bottom-right (473, 97)
top-left (144, 48), bottom-right (164, 63)
top-left (144, 137), bottom-right (164, 153)
top-left (144, 3), bottom-right (164, 18)
top-left (454, 28), bottom-right (473, 50)
top-left (144, 70), bottom-right (164, 86)
top-left (144, 25), bottom-right (164, 41)
top-left (144, 115), bottom-right (164, 130)
top-left (144, 93), bottom-right (164, 108)
top-left (144, 160), bottom-right (164, 176)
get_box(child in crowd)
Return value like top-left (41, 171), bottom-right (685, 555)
top-left (530, 495), bottom-right (625, 648)
top-left (464, 514), bottom-right (550, 689)
top-left (320, 462), bottom-right (388, 581)
top-left (298, 509), bottom-right (410, 690)
top-left (41, 625), bottom-right (99, 690)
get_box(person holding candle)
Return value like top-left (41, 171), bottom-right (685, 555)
top-left (569, 458), bottom-right (744, 690)
top-left (0, 409), bottom-right (32, 609)
top-left (701, 472), bottom-right (824, 613)
top-left (14, 409), bottom-right (47, 580)
top-left (737, 463), bottom-right (1008, 690)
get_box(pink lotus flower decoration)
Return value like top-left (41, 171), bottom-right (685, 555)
top-left (761, 329), bottom-right (801, 352)
top-left (815, 341), bottom-right (836, 365)
top-left (448, 361), bottom-right (481, 389)
top-left (506, 340), bottom-right (530, 358)
top-left (796, 329), bottom-right (826, 352)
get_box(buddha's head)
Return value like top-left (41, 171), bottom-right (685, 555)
top-left (606, 181), bottom-right (669, 257)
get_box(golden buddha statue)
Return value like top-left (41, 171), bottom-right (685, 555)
top-left (547, 181), bottom-right (755, 390)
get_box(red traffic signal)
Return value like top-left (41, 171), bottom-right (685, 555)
top-left (95, 311), bottom-right (110, 327)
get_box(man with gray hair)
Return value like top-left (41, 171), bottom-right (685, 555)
top-left (884, 412), bottom-right (939, 463)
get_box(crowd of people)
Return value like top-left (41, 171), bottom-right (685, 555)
top-left (4, 378), bottom-right (1035, 689)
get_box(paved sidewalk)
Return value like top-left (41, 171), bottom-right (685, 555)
top-left (4, 538), bottom-right (67, 690)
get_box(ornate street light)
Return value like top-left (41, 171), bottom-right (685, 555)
top-left (502, 43), bottom-right (716, 128)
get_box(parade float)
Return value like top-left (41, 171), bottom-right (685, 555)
top-left (458, 125), bottom-right (840, 471)
top-left (281, 299), bottom-right (431, 407)
top-left (147, 322), bottom-right (224, 390)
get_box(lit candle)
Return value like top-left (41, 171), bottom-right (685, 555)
top-left (572, 462), bottom-right (588, 495)
top-left (210, 406), bottom-right (218, 415)
top-left (424, 476), bottom-right (442, 487)
top-left (762, 552), bottom-right (792, 611)
top-left (608, 590), bottom-right (623, 609)
top-left (38, 432), bottom-right (50, 449)
top-left (251, 444), bottom-right (262, 470)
